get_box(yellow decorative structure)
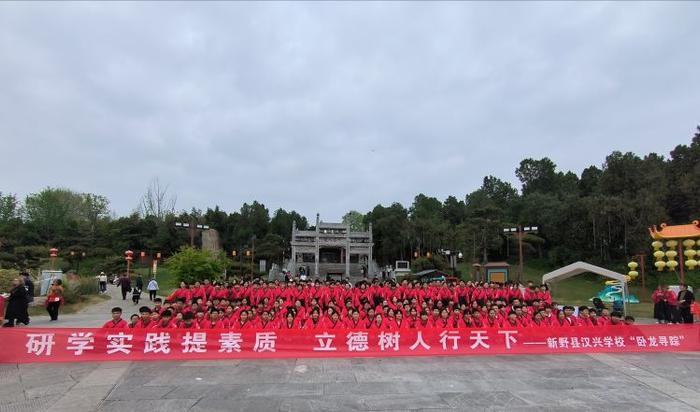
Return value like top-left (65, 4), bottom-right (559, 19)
top-left (648, 221), bottom-right (700, 280)
top-left (625, 261), bottom-right (638, 280)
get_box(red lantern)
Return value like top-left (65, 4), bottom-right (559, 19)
top-left (124, 250), bottom-right (134, 261)
top-left (140, 251), bottom-right (146, 258)
top-left (49, 248), bottom-right (58, 258)
top-left (156, 252), bottom-right (162, 259)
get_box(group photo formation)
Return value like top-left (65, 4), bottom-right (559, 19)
top-left (2, 2), bottom-right (700, 412)
top-left (103, 279), bottom-right (637, 331)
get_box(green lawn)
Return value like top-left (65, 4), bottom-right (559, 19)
top-left (454, 259), bottom-right (657, 319)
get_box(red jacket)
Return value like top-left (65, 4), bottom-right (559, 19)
top-left (102, 319), bottom-right (128, 329)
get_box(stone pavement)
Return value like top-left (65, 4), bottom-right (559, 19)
top-left (1, 352), bottom-right (699, 412)
top-left (27, 284), bottom-right (153, 328)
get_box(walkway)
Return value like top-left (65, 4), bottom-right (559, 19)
top-left (27, 284), bottom-right (155, 328)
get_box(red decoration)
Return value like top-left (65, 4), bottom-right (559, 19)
top-left (49, 248), bottom-right (58, 258)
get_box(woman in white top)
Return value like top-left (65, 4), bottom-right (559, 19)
top-left (98, 272), bottom-right (108, 293)
top-left (147, 278), bottom-right (159, 301)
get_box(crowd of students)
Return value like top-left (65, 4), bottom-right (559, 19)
top-left (102, 278), bottom-right (636, 330)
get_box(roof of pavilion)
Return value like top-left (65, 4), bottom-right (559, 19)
top-left (649, 221), bottom-right (700, 240)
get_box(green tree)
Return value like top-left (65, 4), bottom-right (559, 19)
top-left (270, 209), bottom-right (308, 242)
top-left (365, 203), bottom-right (410, 265)
top-left (166, 246), bottom-right (227, 284)
top-left (256, 233), bottom-right (286, 265)
top-left (515, 158), bottom-right (558, 195)
top-left (342, 210), bottom-right (365, 231)
top-left (667, 126), bottom-right (700, 222)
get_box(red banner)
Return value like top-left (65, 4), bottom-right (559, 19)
top-left (0, 325), bottom-right (698, 363)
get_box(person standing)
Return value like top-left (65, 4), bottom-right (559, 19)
top-left (652, 285), bottom-right (668, 324)
top-left (46, 279), bottom-right (64, 321)
top-left (98, 272), bottom-right (108, 293)
top-left (118, 274), bottom-right (131, 300)
top-left (135, 275), bottom-right (144, 291)
top-left (677, 284), bottom-right (695, 324)
top-left (21, 272), bottom-right (34, 304)
top-left (0, 293), bottom-right (4, 324)
top-left (131, 286), bottom-right (142, 305)
top-left (3, 278), bottom-right (29, 327)
top-left (147, 277), bottom-right (159, 301)
top-left (102, 307), bottom-right (127, 329)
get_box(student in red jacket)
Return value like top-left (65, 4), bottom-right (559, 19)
top-left (323, 311), bottom-right (345, 329)
top-left (173, 282), bottom-right (193, 304)
top-left (530, 310), bottom-right (548, 328)
top-left (485, 308), bottom-right (502, 329)
top-left (554, 311), bottom-right (569, 327)
top-left (201, 309), bottom-right (226, 329)
top-left (132, 306), bottom-right (154, 329)
top-left (577, 306), bottom-right (595, 327)
top-left (344, 309), bottom-right (364, 329)
top-left (304, 309), bottom-right (325, 330)
top-left (562, 305), bottom-right (577, 326)
top-left (414, 311), bottom-right (434, 329)
top-left (434, 309), bottom-right (451, 329)
top-left (102, 307), bottom-right (128, 329)
top-left (153, 310), bottom-right (175, 328)
top-left (256, 310), bottom-right (277, 330)
top-left (367, 313), bottom-right (391, 330)
top-left (392, 310), bottom-right (411, 330)
top-left (279, 310), bottom-right (303, 330)
top-left (231, 310), bottom-right (254, 330)
top-left (178, 312), bottom-right (199, 329)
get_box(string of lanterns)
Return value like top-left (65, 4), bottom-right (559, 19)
top-left (651, 239), bottom-right (699, 272)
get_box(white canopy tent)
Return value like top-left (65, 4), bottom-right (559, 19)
top-left (541, 261), bottom-right (629, 316)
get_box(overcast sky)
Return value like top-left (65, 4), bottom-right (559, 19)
top-left (1, 2), bottom-right (699, 222)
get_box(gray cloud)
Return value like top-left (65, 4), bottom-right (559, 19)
top-left (1, 2), bottom-right (699, 221)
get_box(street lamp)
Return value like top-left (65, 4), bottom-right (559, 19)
top-left (70, 250), bottom-right (86, 274)
top-left (503, 225), bottom-right (539, 282)
top-left (49, 248), bottom-right (58, 270)
top-left (231, 249), bottom-right (239, 278)
top-left (124, 250), bottom-right (134, 277)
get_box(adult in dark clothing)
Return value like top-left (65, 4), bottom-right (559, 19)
top-left (22, 272), bottom-right (34, 304)
top-left (118, 275), bottom-right (131, 301)
top-left (677, 284), bottom-right (695, 324)
top-left (3, 278), bottom-right (29, 327)
top-left (135, 275), bottom-right (144, 291)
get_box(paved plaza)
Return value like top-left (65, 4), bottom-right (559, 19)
top-left (1, 351), bottom-right (700, 412)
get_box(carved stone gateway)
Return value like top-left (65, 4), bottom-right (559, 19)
top-left (202, 228), bottom-right (221, 252)
top-left (290, 214), bottom-right (374, 279)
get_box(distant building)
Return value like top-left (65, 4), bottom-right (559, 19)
top-left (290, 214), bottom-right (374, 279)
